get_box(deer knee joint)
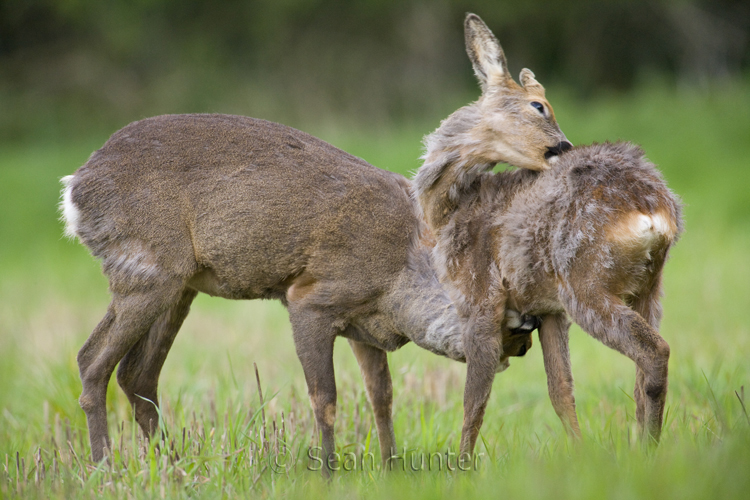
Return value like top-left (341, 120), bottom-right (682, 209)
top-left (323, 402), bottom-right (336, 428)
top-left (310, 389), bottom-right (337, 428)
top-left (78, 393), bottom-right (96, 413)
top-left (655, 338), bottom-right (670, 360)
top-left (644, 382), bottom-right (666, 401)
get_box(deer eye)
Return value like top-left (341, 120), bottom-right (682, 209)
top-left (530, 101), bottom-right (545, 114)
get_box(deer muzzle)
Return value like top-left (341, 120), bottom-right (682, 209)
top-left (544, 140), bottom-right (573, 160)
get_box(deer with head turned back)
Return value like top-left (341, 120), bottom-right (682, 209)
top-left (60, 28), bottom-right (553, 471)
top-left (414, 14), bottom-right (683, 455)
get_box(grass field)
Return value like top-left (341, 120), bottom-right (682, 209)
top-left (1, 79), bottom-right (749, 498)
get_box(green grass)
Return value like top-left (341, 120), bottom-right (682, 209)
top-left (1, 78), bottom-right (749, 498)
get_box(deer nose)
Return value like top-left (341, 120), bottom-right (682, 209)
top-left (545, 141), bottom-right (573, 159)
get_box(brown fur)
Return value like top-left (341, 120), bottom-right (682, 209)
top-left (61, 111), bottom-right (542, 474)
top-left (414, 16), bottom-right (683, 455)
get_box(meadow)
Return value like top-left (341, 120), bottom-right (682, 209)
top-left (1, 79), bottom-right (749, 498)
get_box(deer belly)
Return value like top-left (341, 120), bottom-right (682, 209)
top-left (347, 315), bottom-right (411, 352)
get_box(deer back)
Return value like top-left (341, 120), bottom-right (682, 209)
top-left (64, 114), bottom-right (419, 306)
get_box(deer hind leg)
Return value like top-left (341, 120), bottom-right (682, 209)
top-left (634, 367), bottom-right (646, 431)
top-left (348, 338), bottom-right (396, 467)
top-left (116, 288), bottom-right (198, 438)
top-left (538, 313), bottom-right (581, 438)
top-left (630, 284), bottom-right (664, 436)
top-left (564, 290), bottom-right (670, 443)
top-left (78, 282), bottom-right (184, 462)
top-left (287, 302), bottom-right (338, 477)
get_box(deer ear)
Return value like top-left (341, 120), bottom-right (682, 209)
top-left (519, 68), bottom-right (546, 96)
top-left (465, 13), bottom-right (509, 90)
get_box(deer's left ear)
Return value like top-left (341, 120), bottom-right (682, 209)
top-left (465, 13), bottom-right (509, 91)
top-left (519, 68), bottom-right (546, 97)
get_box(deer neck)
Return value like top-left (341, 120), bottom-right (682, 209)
top-left (414, 104), bottom-right (498, 233)
top-left (414, 108), bottom-right (544, 308)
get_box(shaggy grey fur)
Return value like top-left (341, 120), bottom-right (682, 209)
top-left (415, 138), bottom-right (683, 454)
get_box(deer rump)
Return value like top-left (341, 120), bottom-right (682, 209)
top-left (485, 141), bottom-right (682, 323)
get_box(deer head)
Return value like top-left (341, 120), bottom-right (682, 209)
top-left (463, 13), bottom-right (571, 171)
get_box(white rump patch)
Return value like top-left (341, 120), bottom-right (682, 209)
top-left (632, 213), bottom-right (675, 240)
top-left (59, 175), bottom-right (80, 239)
top-left (649, 213), bottom-right (673, 236)
top-left (609, 211), bottom-right (677, 251)
top-left (633, 214), bottom-right (654, 238)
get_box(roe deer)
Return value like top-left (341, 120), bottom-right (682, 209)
top-left (60, 114), bottom-right (544, 473)
top-left (414, 15), bottom-right (683, 456)
top-left (60, 13), bottom-right (569, 473)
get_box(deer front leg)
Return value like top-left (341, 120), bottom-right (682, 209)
top-left (538, 313), bottom-right (581, 438)
top-left (348, 339), bottom-right (396, 468)
top-left (459, 313), bottom-right (501, 459)
top-left (288, 303), bottom-right (338, 478)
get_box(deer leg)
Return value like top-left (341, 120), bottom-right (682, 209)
top-left (287, 303), bottom-right (338, 478)
top-left (460, 313), bottom-right (501, 458)
top-left (631, 287), bottom-right (663, 437)
top-left (634, 366), bottom-right (646, 430)
top-left (78, 285), bottom-right (181, 462)
top-left (77, 306), bottom-right (116, 462)
top-left (538, 313), bottom-right (581, 438)
top-left (116, 288), bottom-right (198, 438)
top-left (565, 292), bottom-right (669, 443)
top-left (624, 312), bottom-right (669, 444)
top-left (348, 338), bottom-right (396, 467)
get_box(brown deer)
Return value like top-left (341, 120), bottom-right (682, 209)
top-left (59, 112), bottom-right (546, 472)
top-left (414, 15), bottom-right (683, 456)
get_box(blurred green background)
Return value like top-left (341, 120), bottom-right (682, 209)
top-left (1, 0), bottom-right (749, 498)
top-left (2, 0), bottom-right (749, 140)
